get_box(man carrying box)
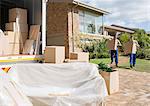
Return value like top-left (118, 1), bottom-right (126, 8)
top-left (128, 36), bottom-right (140, 68)
top-left (107, 34), bottom-right (122, 67)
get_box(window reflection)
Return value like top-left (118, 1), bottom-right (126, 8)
top-left (79, 10), bottom-right (102, 34)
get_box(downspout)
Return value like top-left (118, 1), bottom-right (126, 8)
top-left (102, 14), bottom-right (104, 35)
top-left (71, 2), bottom-right (79, 52)
top-left (42, 0), bottom-right (48, 54)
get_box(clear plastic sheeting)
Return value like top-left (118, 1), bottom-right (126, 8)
top-left (0, 29), bottom-right (5, 37)
top-left (0, 70), bottom-right (33, 106)
top-left (8, 63), bottom-right (108, 106)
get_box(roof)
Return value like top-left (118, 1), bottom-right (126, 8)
top-left (104, 25), bottom-right (135, 34)
top-left (48, 0), bottom-right (109, 15)
top-left (111, 24), bottom-right (135, 31)
top-left (72, 0), bottom-right (109, 15)
top-left (147, 31), bottom-right (150, 34)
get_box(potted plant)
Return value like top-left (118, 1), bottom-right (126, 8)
top-left (98, 62), bottom-right (119, 95)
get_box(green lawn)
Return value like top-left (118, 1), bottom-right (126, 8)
top-left (90, 57), bottom-right (150, 73)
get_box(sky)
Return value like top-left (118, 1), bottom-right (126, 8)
top-left (78, 0), bottom-right (150, 31)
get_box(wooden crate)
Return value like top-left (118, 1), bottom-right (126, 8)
top-left (70, 52), bottom-right (89, 62)
top-left (100, 70), bottom-right (119, 95)
top-left (44, 46), bottom-right (65, 64)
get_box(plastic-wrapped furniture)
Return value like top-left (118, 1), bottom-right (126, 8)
top-left (8, 63), bottom-right (108, 106)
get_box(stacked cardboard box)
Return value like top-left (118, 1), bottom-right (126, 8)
top-left (5, 22), bottom-right (28, 33)
top-left (70, 52), bottom-right (89, 62)
top-left (4, 31), bottom-right (27, 54)
top-left (44, 46), bottom-right (65, 64)
top-left (0, 35), bottom-right (9, 56)
top-left (9, 8), bottom-right (27, 24)
top-left (4, 8), bottom-right (28, 55)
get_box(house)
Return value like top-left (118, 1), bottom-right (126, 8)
top-left (104, 24), bottom-right (135, 36)
top-left (0, 0), bottom-right (109, 63)
top-left (147, 31), bottom-right (150, 36)
top-left (46, 0), bottom-right (109, 58)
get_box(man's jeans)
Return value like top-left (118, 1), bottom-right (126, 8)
top-left (130, 53), bottom-right (136, 66)
top-left (110, 49), bottom-right (118, 65)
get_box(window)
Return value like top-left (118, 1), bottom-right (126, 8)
top-left (79, 10), bottom-right (102, 34)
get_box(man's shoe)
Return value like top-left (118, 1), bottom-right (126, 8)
top-left (116, 64), bottom-right (118, 67)
top-left (130, 65), bottom-right (133, 68)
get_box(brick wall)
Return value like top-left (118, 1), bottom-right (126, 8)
top-left (47, 2), bottom-right (80, 58)
top-left (47, 2), bottom-right (69, 57)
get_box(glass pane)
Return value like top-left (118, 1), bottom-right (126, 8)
top-left (79, 10), bottom-right (102, 34)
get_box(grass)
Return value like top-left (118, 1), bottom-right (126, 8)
top-left (90, 58), bottom-right (110, 65)
top-left (90, 57), bottom-right (150, 73)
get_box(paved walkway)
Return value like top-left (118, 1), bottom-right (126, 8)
top-left (103, 69), bottom-right (150, 106)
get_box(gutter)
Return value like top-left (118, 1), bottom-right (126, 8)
top-left (72, 0), bottom-right (110, 15)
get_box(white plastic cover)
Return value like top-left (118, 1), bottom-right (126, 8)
top-left (0, 29), bottom-right (5, 37)
top-left (0, 70), bottom-right (33, 106)
top-left (8, 63), bottom-right (108, 106)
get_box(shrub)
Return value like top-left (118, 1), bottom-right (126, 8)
top-left (137, 49), bottom-right (150, 60)
top-left (95, 52), bottom-right (110, 58)
top-left (119, 33), bottom-right (130, 43)
top-left (98, 62), bottom-right (113, 72)
top-left (136, 50), bottom-right (145, 59)
top-left (81, 39), bottom-right (110, 59)
top-left (89, 53), bottom-right (96, 59)
top-left (144, 49), bottom-right (150, 60)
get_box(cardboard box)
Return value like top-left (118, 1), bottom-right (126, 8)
top-left (70, 52), bottom-right (89, 62)
top-left (107, 39), bottom-right (117, 50)
top-left (44, 46), bottom-right (65, 64)
top-left (8, 43), bottom-right (24, 54)
top-left (5, 22), bottom-right (28, 33)
top-left (123, 40), bottom-right (137, 54)
top-left (0, 36), bottom-right (9, 56)
top-left (100, 70), bottom-right (119, 95)
top-left (123, 41), bottom-right (133, 55)
top-left (4, 31), bottom-right (28, 44)
top-left (9, 8), bottom-right (27, 24)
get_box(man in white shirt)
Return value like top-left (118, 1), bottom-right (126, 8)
top-left (129, 36), bottom-right (140, 68)
top-left (109, 35), bottom-right (122, 67)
